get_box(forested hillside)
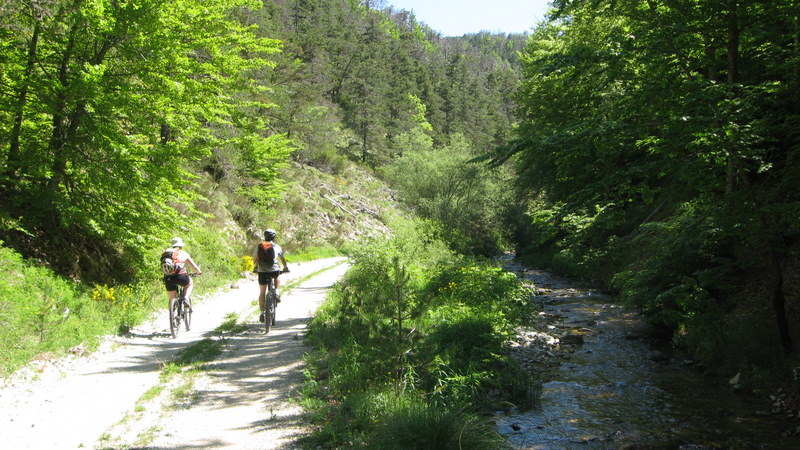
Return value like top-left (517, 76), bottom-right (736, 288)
top-left (0, 0), bottom-right (523, 283)
top-left (0, 0), bottom-right (525, 374)
top-left (498, 0), bottom-right (800, 381)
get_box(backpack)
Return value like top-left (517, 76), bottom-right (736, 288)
top-left (160, 249), bottom-right (183, 275)
top-left (257, 241), bottom-right (275, 267)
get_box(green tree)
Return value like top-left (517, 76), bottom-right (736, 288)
top-left (383, 134), bottom-right (512, 255)
top-left (506, 0), bottom-right (800, 355)
top-left (0, 0), bottom-right (286, 281)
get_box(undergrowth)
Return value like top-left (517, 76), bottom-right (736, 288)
top-left (299, 216), bottom-right (538, 448)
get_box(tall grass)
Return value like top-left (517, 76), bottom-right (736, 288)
top-left (0, 244), bottom-right (136, 374)
top-left (0, 218), bottom-right (248, 376)
top-left (370, 398), bottom-right (506, 450)
top-left (300, 216), bottom-right (538, 448)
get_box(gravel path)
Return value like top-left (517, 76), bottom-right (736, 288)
top-left (1, 257), bottom-right (348, 449)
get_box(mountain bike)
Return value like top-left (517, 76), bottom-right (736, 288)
top-left (263, 270), bottom-right (287, 333)
top-left (170, 273), bottom-right (197, 338)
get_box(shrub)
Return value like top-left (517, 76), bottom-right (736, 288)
top-left (237, 255), bottom-right (255, 273)
top-left (369, 397), bottom-right (506, 450)
top-left (518, 201), bottom-right (625, 283)
top-left (425, 262), bottom-right (535, 332)
top-left (381, 134), bottom-right (515, 257)
top-left (420, 307), bottom-right (539, 409)
top-left (302, 218), bottom-right (539, 447)
top-left (611, 201), bottom-right (736, 337)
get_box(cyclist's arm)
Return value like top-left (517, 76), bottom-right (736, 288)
top-left (187, 256), bottom-right (202, 275)
top-left (279, 254), bottom-right (289, 272)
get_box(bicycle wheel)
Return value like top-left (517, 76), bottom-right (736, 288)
top-left (169, 297), bottom-right (181, 338)
top-left (264, 290), bottom-right (274, 333)
top-left (183, 297), bottom-right (192, 331)
top-left (270, 293), bottom-right (277, 326)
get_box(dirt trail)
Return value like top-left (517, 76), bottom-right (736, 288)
top-left (1, 257), bottom-right (348, 449)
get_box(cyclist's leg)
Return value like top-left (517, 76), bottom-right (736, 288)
top-left (258, 285), bottom-right (267, 310)
top-left (164, 276), bottom-right (178, 306)
top-left (272, 272), bottom-right (282, 301)
top-left (168, 290), bottom-right (178, 320)
top-left (165, 277), bottom-right (181, 337)
top-left (257, 272), bottom-right (268, 322)
top-left (257, 272), bottom-right (269, 309)
top-left (183, 276), bottom-right (194, 302)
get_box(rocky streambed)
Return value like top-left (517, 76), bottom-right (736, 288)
top-left (496, 264), bottom-right (798, 449)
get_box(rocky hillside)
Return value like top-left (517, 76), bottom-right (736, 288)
top-left (269, 162), bottom-right (397, 251)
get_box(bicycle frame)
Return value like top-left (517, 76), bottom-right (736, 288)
top-left (264, 276), bottom-right (278, 333)
top-left (169, 274), bottom-right (194, 338)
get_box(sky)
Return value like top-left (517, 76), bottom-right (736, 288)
top-left (385, 0), bottom-right (552, 36)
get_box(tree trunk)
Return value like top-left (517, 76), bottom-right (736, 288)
top-left (5, 21), bottom-right (40, 179)
top-left (721, 1), bottom-right (792, 352)
top-left (48, 15), bottom-right (116, 196)
top-left (725, 1), bottom-right (740, 195)
top-left (770, 260), bottom-right (794, 352)
top-left (794, 4), bottom-right (799, 83)
top-left (740, 176), bottom-right (794, 353)
top-left (703, 34), bottom-right (718, 82)
top-left (47, 22), bottom-right (79, 198)
top-left (360, 121), bottom-right (369, 163)
top-left (726, 1), bottom-right (739, 85)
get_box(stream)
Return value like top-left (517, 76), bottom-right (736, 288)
top-left (495, 262), bottom-right (797, 449)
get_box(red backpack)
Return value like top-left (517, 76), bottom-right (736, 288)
top-left (257, 241), bottom-right (275, 267)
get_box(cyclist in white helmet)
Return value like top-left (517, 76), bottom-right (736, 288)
top-left (163, 237), bottom-right (202, 309)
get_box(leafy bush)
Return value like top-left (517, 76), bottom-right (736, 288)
top-left (427, 314), bottom-right (502, 364)
top-left (425, 262), bottom-right (535, 331)
top-left (381, 134), bottom-right (514, 257)
top-left (302, 217), bottom-right (538, 447)
top-left (611, 201), bottom-right (736, 339)
top-left (420, 307), bottom-right (538, 409)
top-left (518, 201), bottom-right (625, 283)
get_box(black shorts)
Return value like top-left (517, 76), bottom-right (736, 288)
top-left (164, 273), bottom-right (191, 291)
top-left (258, 270), bottom-right (281, 285)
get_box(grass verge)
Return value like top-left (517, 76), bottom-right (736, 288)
top-left (298, 219), bottom-right (539, 448)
